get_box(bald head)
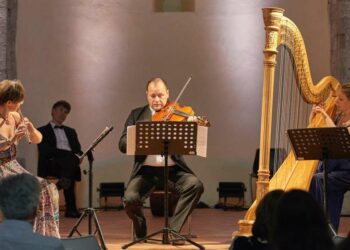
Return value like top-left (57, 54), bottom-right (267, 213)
top-left (146, 78), bottom-right (169, 111)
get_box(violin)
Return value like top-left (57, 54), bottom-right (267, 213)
top-left (151, 76), bottom-right (210, 126)
top-left (152, 101), bottom-right (210, 127)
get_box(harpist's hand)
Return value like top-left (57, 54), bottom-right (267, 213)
top-left (312, 105), bottom-right (328, 118)
top-left (311, 105), bottom-right (336, 127)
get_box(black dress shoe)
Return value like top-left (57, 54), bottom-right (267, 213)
top-left (56, 178), bottom-right (71, 190)
top-left (65, 210), bottom-right (82, 218)
top-left (133, 232), bottom-right (147, 242)
top-left (169, 234), bottom-right (186, 245)
top-left (133, 237), bottom-right (147, 243)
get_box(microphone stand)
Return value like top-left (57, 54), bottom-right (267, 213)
top-left (68, 126), bottom-right (114, 250)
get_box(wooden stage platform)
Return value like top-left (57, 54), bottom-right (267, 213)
top-left (59, 208), bottom-right (350, 250)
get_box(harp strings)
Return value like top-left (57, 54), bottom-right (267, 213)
top-left (271, 18), bottom-right (312, 179)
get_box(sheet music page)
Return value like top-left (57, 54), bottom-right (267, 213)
top-left (196, 125), bottom-right (208, 157)
top-left (127, 125), bottom-right (136, 155)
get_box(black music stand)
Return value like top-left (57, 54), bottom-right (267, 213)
top-left (122, 121), bottom-right (206, 250)
top-left (287, 127), bottom-right (350, 236)
top-left (68, 126), bottom-right (114, 250)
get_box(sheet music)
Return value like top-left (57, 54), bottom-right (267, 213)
top-left (197, 125), bottom-right (208, 157)
top-left (127, 123), bottom-right (208, 157)
top-left (127, 125), bottom-right (136, 155)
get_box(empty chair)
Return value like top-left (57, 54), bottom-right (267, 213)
top-left (249, 148), bottom-right (286, 202)
top-left (217, 182), bottom-right (246, 210)
top-left (98, 182), bottom-right (125, 210)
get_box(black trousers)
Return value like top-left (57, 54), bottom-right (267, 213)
top-left (54, 153), bottom-right (80, 212)
top-left (124, 165), bottom-right (204, 238)
top-left (64, 181), bottom-right (78, 212)
top-left (309, 159), bottom-right (350, 231)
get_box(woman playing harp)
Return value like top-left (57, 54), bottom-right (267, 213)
top-left (0, 79), bottom-right (60, 237)
top-left (309, 83), bottom-right (350, 232)
top-left (237, 7), bottom-right (340, 235)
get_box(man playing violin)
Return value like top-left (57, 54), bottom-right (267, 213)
top-left (118, 77), bottom-right (204, 242)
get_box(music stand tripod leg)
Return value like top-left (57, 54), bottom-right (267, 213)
top-left (322, 159), bottom-right (337, 238)
top-left (161, 142), bottom-right (204, 249)
top-left (122, 227), bottom-right (169, 249)
top-left (66, 127), bottom-right (112, 249)
top-left (123, 122), bottom-right (205, 249)
top-left (68, 211), bottom-right (88, 237)
top-left (68, 156), bottom-right (107, 249)
top-left (167, 228), bottom-right (204, 250)
top-left (92, 209), bottom-right (107, 250)
top-left (122, 139), bottom-right (205, 249)
top-left (162, 143), bottom-right (204, 249)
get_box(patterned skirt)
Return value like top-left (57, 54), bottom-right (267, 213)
top-left (0, 158), bottom-right (60, 237)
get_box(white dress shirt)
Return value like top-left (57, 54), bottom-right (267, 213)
top-left (143, 106), bottom-right (175, 167)
top-left (50, 122), bottom-right (72, 151)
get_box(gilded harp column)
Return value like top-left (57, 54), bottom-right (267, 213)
top-left (237, 7), bottom-right (285, 236)
top-left (257, 7), bottom-right (284, 204)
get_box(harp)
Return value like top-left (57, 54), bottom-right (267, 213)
top-left (237, 7), bottom-right (340, 236)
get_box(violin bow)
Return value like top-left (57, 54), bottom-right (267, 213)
top-left (164, 76), bottom-right (192, 120)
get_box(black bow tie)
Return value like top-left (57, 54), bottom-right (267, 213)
top-left (54, 125), bottom-right (64, 129)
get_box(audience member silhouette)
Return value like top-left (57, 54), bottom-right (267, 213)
top-left (271, 189), bottom-right (334, 250)
top-left (229, 189), bottom-right (284, 250)
top-left (0, 173), bottom-right (64, 250)
top-left (335, 232), bottom-right (350, 250)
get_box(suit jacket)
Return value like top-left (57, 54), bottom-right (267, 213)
top-left (0, 219), bottom-right (64, 250)
top-left (37, 123), bottom-right (83, 181)
top-left (119, 105), bottom-right (194, 181)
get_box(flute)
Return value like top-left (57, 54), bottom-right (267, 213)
top-left (17, 109), bottom-right (31, 144)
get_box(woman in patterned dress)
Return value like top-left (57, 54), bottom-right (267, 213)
top-left (0, 79), bottom-right (60, 237)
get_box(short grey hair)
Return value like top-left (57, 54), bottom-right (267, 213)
top-left (146, 77), bottom-right (169, 91)
top-left (0, 173), bottom-right (41, 220)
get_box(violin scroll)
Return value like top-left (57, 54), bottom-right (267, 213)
top-left (195, 116), bottom-right (210, 127)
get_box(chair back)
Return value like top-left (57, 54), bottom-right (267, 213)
top-left (99, 182), bottom-right (125, 198)
top-left (252, 148), bottom-right (286, 177)
top-left (61, 235), bottom-right (100, 250)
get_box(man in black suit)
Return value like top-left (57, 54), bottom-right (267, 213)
top-left (119, 78), bottom-right (204, 241)
top-left (37, 100), bottom-right (83, 218)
